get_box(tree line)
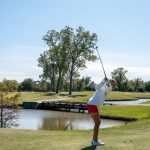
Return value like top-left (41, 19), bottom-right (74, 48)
top-left (111, 67), bottom-right (150, 92)
top-left (1, 67), bottom-right (150, 93)
top-left (17, 76), bottom-right (96, 92)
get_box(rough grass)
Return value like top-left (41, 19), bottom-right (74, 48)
top-left (0, 119), bottom-right (149, 150)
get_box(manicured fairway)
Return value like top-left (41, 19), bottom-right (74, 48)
top-left (0, 119), bottom-right (149, 150)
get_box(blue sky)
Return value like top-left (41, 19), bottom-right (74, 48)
top-left (0, 0), bottom-right (150, 82)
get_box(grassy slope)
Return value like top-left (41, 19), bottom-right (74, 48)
top-left (60, 91), bottom-right (150, 102)
top-left (100, 105), bottom-right (150, 119)
top-left (107, 92), bottom-right (150, 100)
top-left (0, 119), bottom-right (149, 150)
top-left (143, 101), bottom-right (150, 104)
top-left (19, 92), bottom-right (63, 102)
top-left (19, 91), bottom-right (150, 103)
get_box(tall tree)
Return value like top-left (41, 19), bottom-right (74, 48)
top-left (38, 51), bottom-right (58, 92)
top-left (133, 78), bottom-right (144, 92)
top-left (38, 27), bottom-right (70, 93)
top-left (20, 78), bottom-right (33, 91)
top-left (128, 78), bottom-right (145, 92)
top-left (67, 27), bottom-right (97, 94)
top-left (145, 81), bottom-right (150, 92)
top-left (0, 80), bottom-right (20, 128)
top-left (38, 26), bottom-right (97, 94)
top-left (111, 67), bottom-right (128, 91)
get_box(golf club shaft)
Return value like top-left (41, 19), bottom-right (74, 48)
top-left (96, 48), bottom-right (107, 78)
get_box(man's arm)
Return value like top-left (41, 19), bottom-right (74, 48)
top-left (95, 78), bottom-right (107, 91)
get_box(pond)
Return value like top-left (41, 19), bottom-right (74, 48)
top-left (14, 109), bottom-right (125, 131)
top-left (105, 98), bottom-right (150, 105)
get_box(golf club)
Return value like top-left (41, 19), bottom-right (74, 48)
top-left (96, 47), bottom-right (107, 78)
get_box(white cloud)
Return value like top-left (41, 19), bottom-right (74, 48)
top-left (0, 71), bottom-right (24, 76)
top-left (21, 64), bottom-right (42, 71)
top-left (126, 66), bottom-right (150, 75)
top-left (81, 62), bottom-right (150, 82)
top-left (0, 73), bottom-right (40, 83)
top-left (0, 71), bottom-right (25, 82)
top-left (1, 46), bottom-right (150, 83)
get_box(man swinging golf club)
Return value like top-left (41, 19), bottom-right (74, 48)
top-left (86, 48), bottom-right (116, 146)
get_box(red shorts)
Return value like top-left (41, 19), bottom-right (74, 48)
top-left (86, 104), bottom-right (98, 114)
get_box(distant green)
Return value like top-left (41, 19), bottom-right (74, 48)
top-left (18, 91), bottom-right (150, 103)
top-left (100, 105), bottom-right (150, 119)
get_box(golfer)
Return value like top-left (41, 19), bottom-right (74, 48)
top-left (87, 77), bottom-right (116, 146)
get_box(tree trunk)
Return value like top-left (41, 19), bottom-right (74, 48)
top-left (56, 69), bottom-right (62, 94)
top-left (0, 108), bottom-right (3, 128)
top-left (69, 64), bottom-right (74, 95)
top-left (0, 93), bottom-right (3, 128)
top-left (51, 78), bottom-right (55, 92)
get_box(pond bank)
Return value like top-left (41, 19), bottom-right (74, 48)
top-left (100, 114), bottom-right (137, 121)
top-left (15, 109), bottom-right (126, 131)
top-left (20, 101), bottom-right (139, 121)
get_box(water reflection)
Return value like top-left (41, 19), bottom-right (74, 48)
top-left (16, 109), bottom-right (125, 130)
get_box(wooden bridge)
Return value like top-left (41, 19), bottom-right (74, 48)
top-left (23, 101), bottom-right (87, 113)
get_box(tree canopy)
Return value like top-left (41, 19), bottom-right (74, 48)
top-left (111, 67), bottom-right (128, 91)
top-left (38, 26), bottom-right (98, 94)
top-left (0, 79), bottom-right (20, 128)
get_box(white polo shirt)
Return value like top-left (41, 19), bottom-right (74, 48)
top-left (87, 79), bottom-right (111, 106)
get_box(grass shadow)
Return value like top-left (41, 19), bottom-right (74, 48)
top-left (59, 94), bottom-right (87, 97)
top-left (80, 145), bottom-right (97, 150)
top-left (43, 92), bottom-right (56, 96)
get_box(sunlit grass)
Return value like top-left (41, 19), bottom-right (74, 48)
top-left (100, 105), bottom-right (150, 119)
top-left (106, 91), bottom-right (150, 100)
top-left (19, 92), bottom-right (62, 102)
top-left (142, 101), bottom-right (150, 104)
top-left (59, 91), bottom-right (150, 102)
top-left (0, 118), bottom-right (149, 150)
top-left (17, 91), bottom-right (150, 103)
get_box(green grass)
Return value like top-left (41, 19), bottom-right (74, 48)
top-left (142, 101), bottom-right (150, 104)
top-left (19, 92), bottom-right (63, 102)
top-left (1, 91), bottom-right (150, 150)
top-left (106, 91), bottom-right (150, 100)
top-left (59, 91), bottom-right (150, 102)
top-left (100, 105), bottom-right (150, 119)
top-left (61, 91), bottom-right (150, 101)
top-left (0, 118), bottom-right (149, 150)
top-left (17, 91), bottom-right (150, 103)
